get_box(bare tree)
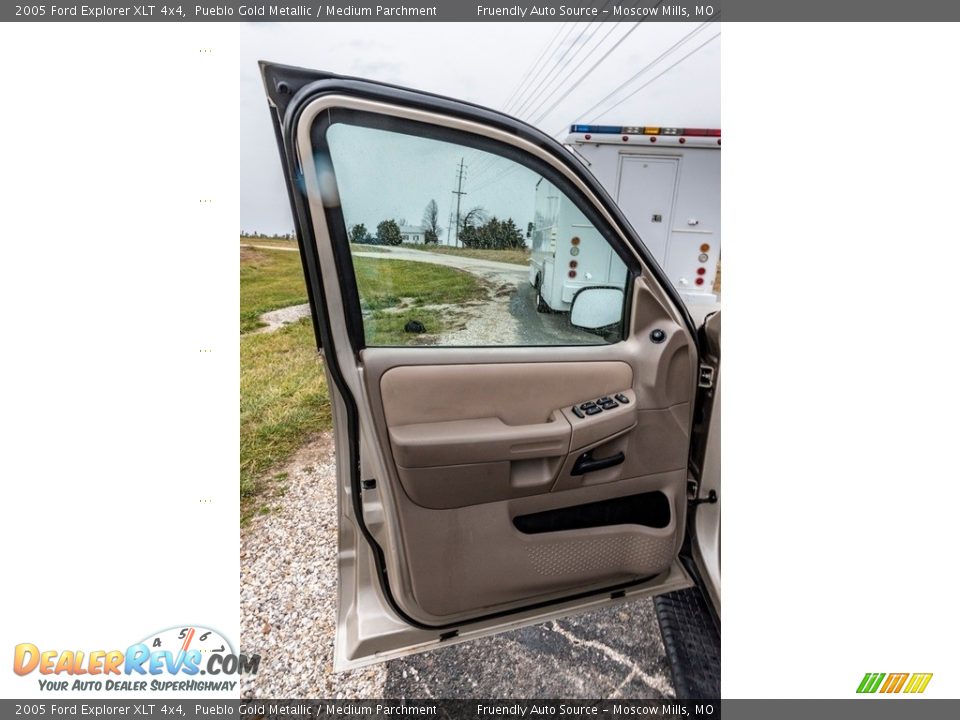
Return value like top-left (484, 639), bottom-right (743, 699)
top-left (422, 199), bottom-right (442, 244)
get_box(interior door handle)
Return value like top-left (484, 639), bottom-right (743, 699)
top-left (572, 450), bottom-right (625, 475)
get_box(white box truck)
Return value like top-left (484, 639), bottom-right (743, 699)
top-left (529, 125), bottom-right (720, 311)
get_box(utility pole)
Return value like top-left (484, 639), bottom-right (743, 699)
top-left (451, 157), bottom-right (467, 248)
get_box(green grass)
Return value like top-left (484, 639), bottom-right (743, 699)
top-left (240, 241), bottom-right (487, 519)
top-left (404, 245), bottom-right (531, 267)
top-left (353, 256), bottom-right (487, 311)
top-left (240, 247), bottom-right (308, 333)
top-left (240, 247), bottom-right (487, 333)
top-left (364, 307), bottom-right (468, 345)
top-left (240, 318), bottom-right (331, 517)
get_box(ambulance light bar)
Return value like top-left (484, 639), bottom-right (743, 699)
top-left (571, 125), bottom-right (721, 137)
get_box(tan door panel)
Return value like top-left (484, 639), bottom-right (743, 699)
top-left (379, 361), bottom-right (634, 427)
top-left (388, 410), bottom-right (572, 468)
top-left (394, 470), bottom-right (686, 621)
top-left (357, 286), bottom-right (698, 623)
top-left (366, 355), bottom-right (694, 623)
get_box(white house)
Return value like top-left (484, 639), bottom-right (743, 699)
top-left (399, 224), bottom-right (426, 244)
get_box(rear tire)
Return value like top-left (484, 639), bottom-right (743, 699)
top-left (535, 276), bottom-right (550, 314)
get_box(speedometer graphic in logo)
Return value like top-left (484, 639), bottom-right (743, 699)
top-left (140, 626), bottom-right (234, 660)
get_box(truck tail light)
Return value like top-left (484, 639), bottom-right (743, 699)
top-left (568, 270), bottom-right (577, 278)
top-left (697, 267), bottom-right (706, 276)
top-left (569, 260), bottom-right (578, 269)
top-left (695, 278), bottom-right (705, 286)
top-left (700, 243), bottom-right (711, 252)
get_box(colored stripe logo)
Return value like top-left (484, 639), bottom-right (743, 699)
top-left (857, 672), bottom-right (932, 694)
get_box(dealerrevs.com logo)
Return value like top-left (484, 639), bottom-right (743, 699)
top-left (13, 626), bottom-right (259, 693)
top-left (857, 672), bottom-right (933, 694)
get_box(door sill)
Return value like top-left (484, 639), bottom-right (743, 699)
top-left (334, 559), bottom-right (693, 672)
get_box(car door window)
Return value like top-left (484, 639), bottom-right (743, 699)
top-left (324, 121), bottom-right (629, 347)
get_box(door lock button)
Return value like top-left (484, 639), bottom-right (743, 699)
top-left (572, 405), bottom-right (585, 419)
top-left (614, 393), bottom-right (630, 404)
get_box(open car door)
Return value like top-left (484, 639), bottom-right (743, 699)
top-left (261, 62), bottom-right (707, 670)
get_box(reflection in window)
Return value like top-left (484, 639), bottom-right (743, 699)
top-left (324, 122), bottom-right (627, 347)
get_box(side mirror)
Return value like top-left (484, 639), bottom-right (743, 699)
top-left (569, 287), bottom-right (624, 331)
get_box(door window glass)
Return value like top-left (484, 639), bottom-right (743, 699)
top-left (324, 121), bottom-right (629, 347)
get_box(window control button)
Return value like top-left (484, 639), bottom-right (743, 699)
top-left (579, 402), bottom-right (597, 410)
top-left (597, 396), bottom-right (611, 404)
top-left (572, 405), bottom-right (585, 419)
top-left (584, 406), bottom-right (603, 416)
top-left (600, 400), bottom-right (618, 410)
top-left (614, 393), bottom-right (630, 404)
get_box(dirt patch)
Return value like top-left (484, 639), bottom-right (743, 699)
top-left (256, 303), bottom-right (312, 334)
top-left (241, 247), bottom-right (267, 263)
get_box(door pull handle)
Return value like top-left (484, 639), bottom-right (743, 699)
top-left (572, 450), bottom-right (625, 475)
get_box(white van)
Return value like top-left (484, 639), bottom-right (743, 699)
top-left (528, 176), bottom-right (628, 313)
top-left (530, 125), bottom-right (720, 311)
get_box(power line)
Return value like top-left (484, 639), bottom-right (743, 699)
top-left (474, 31), bottom-right (721, 195)
top-left (471, 23), bottom-right (578, 183)
top-left (552, 20), bottom-right (716, 135)
top-left (472, 4), bottom-right (622, 184)
top-left (472, 18), bottom-right (617, 186)
top-left (499, 22), bottom-right (571, 113)
top-left (505, 22), bottom-right (581, 116)
top-left (470, 160), bottom-right (526, 196)
top-left (516, 0), bottom-right (626, 121)
top-left (514, 18), bottom-right (611, 120)
top-left (526, 19), bottom-right (642, 125)
top-left (529, 4), bottom-right (680, 127)
top-left (585, 31), bottom-right (721, 124)
top-left (474, 9), bottom-right (713, 194)
top-left (511, 22), bottom-right (591, 118)
top-left (450, 157), bottom-right (468, 248)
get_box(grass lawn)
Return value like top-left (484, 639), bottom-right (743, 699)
top-left (353, 255), bottom-right (487, 311)
top-left (240, 242), bottom-right (487, 519)
top-left (240, 318), bottom-right (330, 520)
top-left (404, 245), bottom-right (531, 267)
top-left (240, 247), bottom-right (308, 333)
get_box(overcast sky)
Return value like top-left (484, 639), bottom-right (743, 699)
top-left (240, 22), bottom-right (720, 235)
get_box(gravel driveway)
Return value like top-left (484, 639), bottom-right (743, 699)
top-left (240, 433), bottom-right (675, 699)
